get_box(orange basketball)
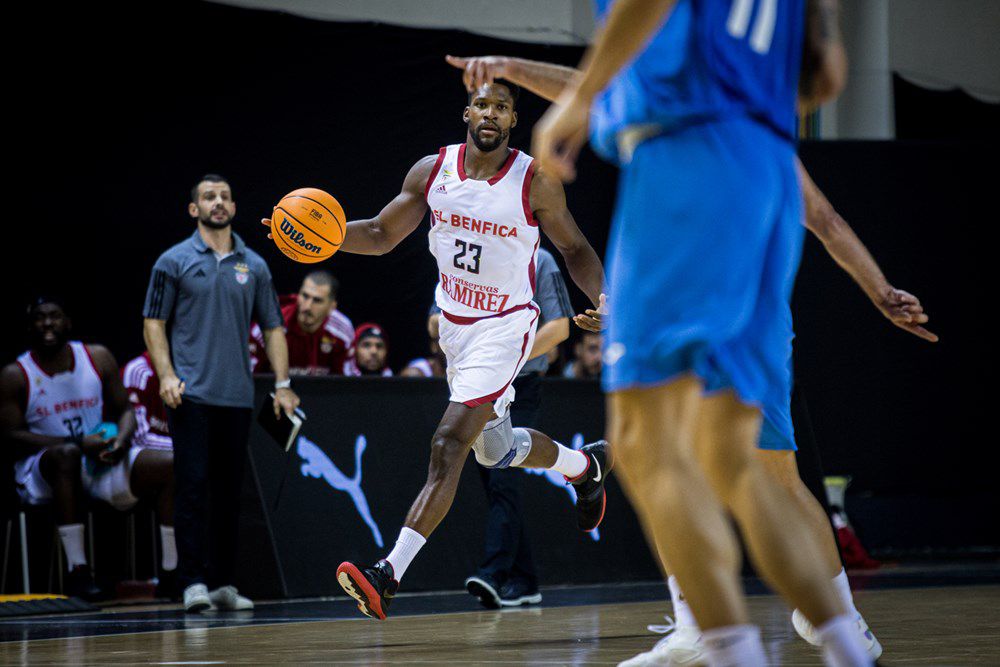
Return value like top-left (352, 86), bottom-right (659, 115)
top-left (270, 188), bottom-right (346, 264)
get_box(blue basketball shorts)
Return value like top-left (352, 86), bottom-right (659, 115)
top-left (603, 116), bottom-right (804, 440)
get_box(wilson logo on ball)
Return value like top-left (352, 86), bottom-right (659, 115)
top-left (279, 219), bottom-right (323, 254)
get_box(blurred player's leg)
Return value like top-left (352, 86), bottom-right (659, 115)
top-left (694, 393), bottom-right (841, 619)
top-left (609, 381), bottom-right (757, 644)
top-left (758, 452), bottom-right (883, 659)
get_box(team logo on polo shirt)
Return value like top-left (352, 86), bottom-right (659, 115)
top-left (320, 337), bottom-right (333, 354)
top-left (235, 262), bottom-right (250, 285)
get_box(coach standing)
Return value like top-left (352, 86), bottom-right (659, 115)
top-left (142, 174), bottom-right (299, 612)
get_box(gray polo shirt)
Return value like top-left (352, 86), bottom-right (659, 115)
top-left (430, 248), bottom-right (573, 377)
top-left (143, 230), bottom-right (282, 408)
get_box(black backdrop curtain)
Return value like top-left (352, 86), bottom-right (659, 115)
top-left (1, 1), bottom-right (991, 509)
top-left (893, 74), bottom-right (1000, 141)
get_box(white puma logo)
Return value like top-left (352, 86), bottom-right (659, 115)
top-left (298, 434), bottom-right (384, 548)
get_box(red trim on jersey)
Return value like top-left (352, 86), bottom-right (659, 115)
top-left (441, 301), bottom-right (535, 326)
top-left (424, 147), bottom-right (447, 200)
top-left (457, 143), bottom-right (468, 181)
top-left (528, 237), bottom-right (540, 293)
top-left (521, 160), bottom-right (538, 227)
top-left (462, 304), bottom-right (540, 408)
top-left (29, 349), bottom-right (71, 378)
top-left (456, 144), bottom-right (520, 186)
top-left (488, 149), bottom-right (520, 185)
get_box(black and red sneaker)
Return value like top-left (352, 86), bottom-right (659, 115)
top-left (337, 559), bottom-right (399, 620)
top-left (566, 440), bottom-right (612, 532)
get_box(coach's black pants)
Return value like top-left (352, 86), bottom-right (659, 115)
top-left (167, 400), bottom-right (252, 591)
top-left (475, 373), bottom-right (541, 589)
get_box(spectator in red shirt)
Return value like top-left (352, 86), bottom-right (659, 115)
top-left (251, 271), bottom-right (354, 376)
top-left (344, 323), bottom-right (393, 377)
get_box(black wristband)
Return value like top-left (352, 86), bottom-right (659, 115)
top-left (65, 434), bottom-right (84, 447)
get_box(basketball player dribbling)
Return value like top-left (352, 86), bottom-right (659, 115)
top-left (266, 82), bottom-right (609, 620)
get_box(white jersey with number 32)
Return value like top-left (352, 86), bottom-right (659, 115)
top-left (16, 341), bottom-right (104, 438)
top-left (425, 144), bottom-right (540, 320)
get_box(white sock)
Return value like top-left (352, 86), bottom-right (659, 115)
top-left (551, 442), bottom-right (589, 479)
top-left (832, 568), bottom-right (859, 615)
top-left (160, 525), bottom-right (177, 572)
top-left (384, 527), bottom-right (426, 581)
top-left (702, 624), bottom-right (767, 666)
top-left (667, 575), bottom-right (700, 630)
top-left (57, 523), bottom-right (87, 570)
top-left (818, 615), bottom-right (872, 667)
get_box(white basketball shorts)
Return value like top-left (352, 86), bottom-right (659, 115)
top-left (438, 302), bottom-right (539, 418)
top-left (15, 446), bottom-right (143, 512)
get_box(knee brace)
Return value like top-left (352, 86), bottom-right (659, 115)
top-left (472, 414), bottom-right (532, 469)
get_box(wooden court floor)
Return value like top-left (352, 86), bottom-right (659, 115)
top-left (1, 584), bottom-right (998, 665)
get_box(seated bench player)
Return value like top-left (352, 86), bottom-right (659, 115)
top-left (0, 298), bottom-right (173, 600)
top-left (251, 271), bottom-right (354, 376)
top-left (121, 351), bottom-right (178, 599)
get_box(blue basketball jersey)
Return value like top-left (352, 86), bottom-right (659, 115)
top-left (590, 0), bottom-right (805, 163)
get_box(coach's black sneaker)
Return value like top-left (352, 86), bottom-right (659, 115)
top-left (464, 574), bottom-right (501, 609)
top-left (65, 564), bottom-right (104, 601)
top-left (567, 440), bottom-right (611, 532)
top-left (499, 579), bottom-right (542, 607)
top-left (337, 559), bottom-right (398, 620)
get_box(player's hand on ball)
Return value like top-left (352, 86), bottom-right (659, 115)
top-left (274, 386), bottom-right (300, 418)
top-left (532, 88), bottom-right (591, 183)
top-left (574, 293), bottom-right (607, 332)
top-left (260, 217), bottom-right (273, 240)
top-left (877, 287), bottom-right (938, 342)
top-left (445, 55), bottom-right (511, 92)
top-left (160, 374), bottom-right (186, 409)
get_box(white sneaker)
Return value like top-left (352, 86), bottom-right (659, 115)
top-left (792, 609), bottom-right (883, 660)
top-left (183, 583), bottom-right (211, 613)
top-left (618, 626), bottom-right (705, 666)
top-left (208, 585), bottom-right (254, 611)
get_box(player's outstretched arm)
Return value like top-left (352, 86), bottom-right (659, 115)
top-left (798, 159), bottom-right (938, 342)
top-left (445, 55), bottom-right (579, 103)
top-left (799, 0), bottom-right (847, 112)
top-left (339, 155), bottom-right (438, 256)
top-left (531, 168), bottom-right (605, 311)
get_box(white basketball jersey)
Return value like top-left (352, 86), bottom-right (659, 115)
top-left (16, 341), bottom-right (104, 439)
top-left (425, 144), bottom-right (541, 320)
